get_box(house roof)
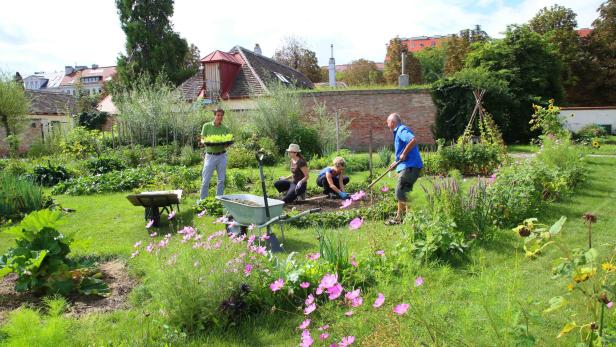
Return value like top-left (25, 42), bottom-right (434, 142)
top-left (26, 90), bottom-right (77, 115)
top-left (61, 66), bottom-right (116, 86)
top-left (179, 45), bottom-right (314, 101)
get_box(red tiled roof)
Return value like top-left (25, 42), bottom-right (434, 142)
top-left (576, 28), bottom-right (592, 38)
top-left (200, 50), bottom-right (242, 65)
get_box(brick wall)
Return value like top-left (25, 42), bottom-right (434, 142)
top-left (300, 89), bottom-right (436, 151)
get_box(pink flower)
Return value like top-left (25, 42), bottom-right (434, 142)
top-left (351, 260), bottom-right (358, 267)
top-left (130, 250), bottom-right (139, 258)
top-left (339, 336), bottom-right (355, 347)
top-left (380, 185), bottom-right (389, 192)
top-left (244, 264), bottom-right (253, 276)
top-left (305, 294), bottom-right (315, 306)
top-left (248, 224), bottom-right (255, 232)
top-left (345, 289), bottom-right (361, 301)
top-left (488, 173), bottom-right (496, 183)
top-left (320, 274), bottom-right (338, 289)
top-left (345, 310), bottom-right (353, 316)
top-left (415, 276), bottom-right (424, 287)
top-left (318, 324), bottom-right (329, 331)
top-left (197, 209), bottom-right (207, 218)
top-left (307, 253), bottom-right (320, 260)
top-left (298, 319), bottom-right (311, 330)
top-left (300, 330), bottom-right (314, 347)
top-left (134, 241), bottom-right (142, 248)
top-left (375, 250), bottom-right (385, 256)
top-left (247, 235), bottom-right (256, 245)
top-left (608, 301), bottom-right (614, 309)
top-left (327, 283), bottom-right (343, 300)
top-left (340, 199), bottom-right (353, 209)
top-left (351, 191), bottom-right (365, 201)
top-left (167, 211), bottom-right (176, 220)
top-left (320, 333), bottom-right (329, 340)
top-left (351, 297), bottom-right (363, 307)
top-left (146, 220), bottom-right (154, 229)
top-left (349, 217), bottom-right (363, 230)
top-left (304, 303), bottom-right (317, 315)
top-left (300, 282), bottom-right (310, 289)
top-left (145, 244), bottom-right (154, 253)
top-left (373, 293), bottom-right (385, 308)
top-left (260, 233), bottom-right (270, 241)
top-left (270, 278), bottom-right (284, 292)
top-left (393, 303), bottom-right (409, 315)
top-left (149, 232), bottom-right (157, 238)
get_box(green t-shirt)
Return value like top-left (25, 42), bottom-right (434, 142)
top-left (201, 122), bottom-right (231, 153)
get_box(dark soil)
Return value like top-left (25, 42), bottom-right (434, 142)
top-left (0, 260), bottom-right (137, 323)
top-left (285, 194), bottom-right (379, 213)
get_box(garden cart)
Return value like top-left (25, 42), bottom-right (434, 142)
top-left (126, 190), bottom-right (182, 228)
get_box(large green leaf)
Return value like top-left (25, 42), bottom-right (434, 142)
top-left (549, 216), bottom-right (567, 235)
top-left (79, 277), bottom-right (110, 296)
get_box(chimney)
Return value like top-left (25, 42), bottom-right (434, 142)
top-left (254, 44), bottom-right (262, 55)
top-left (65, 66), bottom-right (74, 75)
top-left (398, 52), bottom-right (409, 87)
top-left (328, 44), bottom-right (336, 87)
top-left (75, 65), bottom-right (87, 72)
top-left (91, 64), bottom-right (99, 69)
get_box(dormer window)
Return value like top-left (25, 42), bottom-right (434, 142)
top-left (274, 72), bottom-right (290, 84)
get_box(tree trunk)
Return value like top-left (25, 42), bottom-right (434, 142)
top-left (1, 115), bottom-right (10, 137)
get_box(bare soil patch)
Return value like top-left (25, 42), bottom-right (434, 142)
top-left (285, 195), bottom-right (378, 213)
top-left (0, 260), bottom-right (137, 323)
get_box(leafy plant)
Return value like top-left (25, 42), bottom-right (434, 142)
top-left (28, 162), bottom-right (71, 186)
top-left (60, 126), bottom-right (100, 157)
top-left (0, 172), bottom-right (44, 222)
top-left (86, 156), bottom-right (126, 175)
top-left (530, 99), bottom-right (568, 138)
top-left (377, 146), bottom-right (392, 168)
top-left (0, 210), bottom-right (109, 296)
top-left (194, 197), bottom-right (224, 216)
top-left (52, 167), bottom-right (154, 195)
top-left (202, 134), bottom-right (234, 144)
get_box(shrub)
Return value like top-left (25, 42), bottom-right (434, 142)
top-left (227, 145), bottom-right (257, 169)
top-left (194, 197), bottom-right (224, 217)
top-left (61, 126), bottom-right (100, 157)
top-left (3, 159), bottom-right (28, 176)
top-left (420, 151), bottom-right (444, 175)
top-left (377, 146), bottom-right (392, 168)
top-left (180, 145), bottom-right (202, 166)
top-left (0, 173), bottom-right (44, 222)
top-left (530, 99), bottom-right (568, 138)
top-left (438, 143), bottom-right (502, 175)
top-left (29, 162), bottom-right (71, 186)
top-left (576, 124), bottom-right (607, 140)
top-left (52, 167), bottom-right (155, 195)
top-left (86, 156), bottom-right (126, 175)
top-left (156, 166), bottom-right (201, 193)
top-left (0, 210), bottom-right (109, 296)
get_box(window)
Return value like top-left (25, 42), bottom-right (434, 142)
top-left (274, 71), bottom-right (290, 84)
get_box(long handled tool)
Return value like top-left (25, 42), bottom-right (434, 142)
top-left (367, 160), bottom-right (401, 190)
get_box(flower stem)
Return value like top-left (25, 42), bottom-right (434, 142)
top-left (599, 301), bottom-right (605, 337)
top-left (588, 223), bottom-right (592, 249)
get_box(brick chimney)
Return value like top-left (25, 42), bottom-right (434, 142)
top-left (254, 43), bottom-right (262, 55)
top-left (65, 66), bottom-right (74, 75)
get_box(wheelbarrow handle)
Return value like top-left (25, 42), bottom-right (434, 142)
top-left (257, 208), bottom-right (322, 228)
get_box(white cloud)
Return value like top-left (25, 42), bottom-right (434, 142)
top-left (0, 0), bottom-right (605, 75)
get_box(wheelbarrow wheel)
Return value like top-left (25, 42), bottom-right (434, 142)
top-left (145, 207), bottom-right (161, 227)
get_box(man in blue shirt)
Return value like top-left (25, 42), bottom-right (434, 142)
top-left (386, 113), bottom-right (423, 225)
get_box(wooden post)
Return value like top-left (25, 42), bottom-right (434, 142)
top-left (369, 127), bottom-right (373, 178)
top-left (335, 111), bottom-right (340, 152)
top-left (40, 123), bottom-right (45, 144)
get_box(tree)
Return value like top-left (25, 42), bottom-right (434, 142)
top-left (273, 37), bottom-right (322, 83)
top-left (415, 45), bottom-right (446, 83)
top-left (0, 72), bottom-right (29, 137)
top-left (184, 44), bottom-right (201, 73)
top-left (529, 5), bottom-right (581, 103)
top-left (466, 25), bottom-right (563, 141)
top-left (383, 37), bottom-right (423, 85)
top-left (586, 0), bottom-right (616, 104)
top-left (115, 0), bottom-right (195, 88)
top-left (340, 59), bottom-right (383, 85)
top-left (444, 25), bottom-right (489, 75)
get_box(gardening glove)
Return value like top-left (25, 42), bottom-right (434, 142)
top-left (338, 191), bottom-right (349, 200)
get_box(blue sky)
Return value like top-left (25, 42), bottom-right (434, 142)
top-left (0, 0), bottom-right (605, 77)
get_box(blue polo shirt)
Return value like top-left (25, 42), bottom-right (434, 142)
top-left (393, 124), bottom-right (423, 172)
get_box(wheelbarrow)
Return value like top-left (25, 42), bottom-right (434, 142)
top-left (126, 190), bottom-right (182, 228)
top-left (215, 151), bottom-right (320, 252)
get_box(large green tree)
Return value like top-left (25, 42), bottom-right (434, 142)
top-left (383, 37), bottom-right (423, 85)
top-left (415, 45), bottom-right (446, 83)
top-left (340, 59), bottom-right (383, 86)
top-left (466, 25), bottom-right (563, 141)
top-left (529, 5), bottom-right (582, 103)
top-left (273, 37), bottom-right (321, 83)
top-left (444, 25), bottom-right (489, 75)
top-left (586, 0), bottom-right (616, 104)
top-left (0, 73), bottom-right (29, 137)
top-left (115, 0), bottom-right (196, 88)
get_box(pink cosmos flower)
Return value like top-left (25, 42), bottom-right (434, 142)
top-left (149, 232), bottom-right (157, 238)
top-left (130, 250), bottom-right (139, 259)
top-left (134, 241), bottom-right (142, 248)
top-left (244, 264), bottom-right (253, 276)
top-left (320, 274), bottom-right (338, 289)
top-left (146, 220), bottom-right (154, 229)
top-left (345, 289), bottom-right (361, 301)
top-left (298, 319), bottom-right (311, 330)
top-left (145, 244), bottom-right (155, 253)
top-left (197, 209), bottom-right (207, 218)
top-left (304, 303), bottom-right (317, 315)
top-left (488, 173), bottom-right (496, 183)
top-left (340, 199), bottom-right (353, 209)
top-left (248, 224), bottom-right (255, 232)
top-left (305, 294), bottom-right (315, 306)
top-left (349, 217), bottom-right (363, 230)
top-left (608, 301), bottom-right (614, 309)
top-left (380, 185), bottom-right (389, 192)
top-left (318, 324), bottom-right (329, 331)
top-left (375, 250), bottom-right (385, 256)
top-left (351, 260), bottom-right (358, 267)
top-left (270, 278), bottom-right (284, 292)
top-left (351, 191), bottom-right (365, 201)
top-left (300, 282), bottom-right (310, 289)
top-left (247, 235), bottom-right (256, 245)
top-left (308, 253), bottom-right (321, 260)
top-left (328, 283), bottom-right (343, 300)
top-left (320, 333), bottom-right (329, 340)
top-left (167, 211), bottom-right (176, 220)
top-left (415, 276), bottom-right (424, 287)
top-left (373, 293), bottom-right (385, 308)
top-left (351, 297), bottom-right (363, 307)
top-left (300, 330), bottom-right (314, 347)
top-left (345, 310), bottom-right (353, 316)
top-left (260, 233), bottom-right (270, 241)
top-left (393, 303), bottom-right (410, 315)
top-left (339, 336), bottom-right (355, 347)
top-left (212, 241), bottom-right (222, 249)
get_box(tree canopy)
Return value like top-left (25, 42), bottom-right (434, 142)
top-left (273, 37), bottom-right (322, 83)
top-left (339, 59), bottom-right (383, 86)
top-left (383, 37), bottom-right (423, 85)
top-left (0, 72), bottom-right (29, 137)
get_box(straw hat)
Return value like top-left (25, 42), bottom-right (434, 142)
top-left (285, 143), bottom-right (301, 152)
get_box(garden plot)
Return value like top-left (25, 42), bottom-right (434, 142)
top-left (286, 192), bottom-right (378, 213)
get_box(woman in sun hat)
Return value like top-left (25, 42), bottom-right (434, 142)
top-left (316, 156), bottom-right (350, 199)
top-left (274, 144), bottom-right (309, 203)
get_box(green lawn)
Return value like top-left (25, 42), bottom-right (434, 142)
top-left (1, 156), bottom-right (615, 346)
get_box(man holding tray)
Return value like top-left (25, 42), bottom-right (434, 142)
top-left (199, 108), bottom-right (233, 200)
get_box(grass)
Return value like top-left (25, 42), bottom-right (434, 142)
top-left (1, 156), bottom-right (615, 346)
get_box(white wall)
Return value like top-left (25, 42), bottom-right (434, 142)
top-left (560, 108), bottom-right (616, 134)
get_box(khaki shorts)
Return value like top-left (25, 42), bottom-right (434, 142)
top-left (395, 167), bottom-right (421, 202)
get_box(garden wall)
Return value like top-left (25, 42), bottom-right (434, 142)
top-left (300, 89), bottom-right (436, 151)
top-left (560, 106), bottom-right (616, 134)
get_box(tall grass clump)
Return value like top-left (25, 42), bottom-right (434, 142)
top-left (0, 172), bottom-right (44, 221)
